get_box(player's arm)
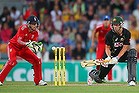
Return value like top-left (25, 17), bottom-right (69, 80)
top-left (92, 29), bottom-right (96, 46)
top-left (92, 26), bottom-right (99, 47)
top-left (105, 32), bottom-right (112, 57)
top-left (105, 45), bottom-right (111, 57)
top-left (17, 25), bottom-right (28, 45)
top-left (104, 32), bottom-right (113, 62)
top-left (17, 37), bottom-right (26, 45)
top-left (17, 25), bottom-right (36, 46)
top-left (117, 45), bottom-right (129, 59)
top-left (117, 31), bottom-right (131, 59)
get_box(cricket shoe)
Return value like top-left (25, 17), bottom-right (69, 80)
top-left (37, 80), bottom-right (47, 86)
top-left (0, 81), bottom-right (3, 86)
top-left (128, 81), bottom-right (136, 86)
top-left (87, 77), bottom-right (93, 86)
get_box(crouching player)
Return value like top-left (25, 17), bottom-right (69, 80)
top-left (0, 15), bottom-right (47, 86)
top-left (89, 16), bottom-right (137, 86)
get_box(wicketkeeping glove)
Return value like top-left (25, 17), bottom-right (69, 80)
top-left (26, 40), bottom-right (36, 48)
top-left (35, 42), bottom-right (43, 52)
top-left (32, 42), bottom-right (43, 53)
top-left (26, 41), bottom-right (43, 53)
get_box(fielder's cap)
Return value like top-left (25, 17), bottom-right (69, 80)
top-left (103, 15), bottom-right (110, 20)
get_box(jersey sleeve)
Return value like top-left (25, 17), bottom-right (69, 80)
top-left (95, 25), bottom-right (102, 33)
top-left (123, 30), bottom-right (131, 45)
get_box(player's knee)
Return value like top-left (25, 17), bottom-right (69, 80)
top-left (8, 60), bottom-right (17, 66)
top-left (128, 48), bottom-right (137, 63)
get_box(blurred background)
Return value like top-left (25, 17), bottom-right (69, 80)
top-left (1, 0), bottom-right (139, 60)
top-left (0, 0), bottom-right (139, 82)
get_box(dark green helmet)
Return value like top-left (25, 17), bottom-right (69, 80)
top-left (111, 16), bottom-right (124, 25)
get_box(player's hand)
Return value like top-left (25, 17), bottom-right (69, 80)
top-left (96, 59), bottom-right (109, 67)
top-left (26, 40), bottom-right (36, 48)
top-left (27, 41), bottom-right (43, 53)
top-left (110, 56), bottom-right (118, 64)
top-left (101, 63), bottom-right (108, 68)
top-left (36, 42), bottom-right (43, 52)
top-left (105, 56), bottom-right (111, 61)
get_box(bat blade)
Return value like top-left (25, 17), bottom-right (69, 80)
top-left (80, 60), bottom-right (100, 67)
top-left (80, 59), bottom-right (110, 67)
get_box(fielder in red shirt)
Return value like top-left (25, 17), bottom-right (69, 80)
top-left (0, 15), bottom-right (47, 86)
top-left (91, 15), bottom-right (112, 80)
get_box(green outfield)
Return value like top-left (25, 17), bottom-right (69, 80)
top-left (0, 82), bottom-right (139, 93)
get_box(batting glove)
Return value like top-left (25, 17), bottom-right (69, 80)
top-left (101, 56), bottom-right (111, 67)
top-left (105, 56), bottom-right (111, 61)
top-left (110, 56), bottom-right (119, 64)
top-left (101, 63), bottom-right (108, 68)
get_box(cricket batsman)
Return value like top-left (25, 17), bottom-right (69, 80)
top-left (89, 16), bottom-right (137, 86)
top-left (90, 15), bottom-right (112, 82)
top-left (0, 15), bottom-right (47, 86)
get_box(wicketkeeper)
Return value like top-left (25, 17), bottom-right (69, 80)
top-left (89, 16), bottom-right (137, 86)
top-left (0, 15), bottom-right (47, 86)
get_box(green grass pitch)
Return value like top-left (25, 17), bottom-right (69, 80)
top-left (0, 81), bottom-right (139, 93)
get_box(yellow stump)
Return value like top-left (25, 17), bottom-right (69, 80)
top-left (62, 47), bottom-right (66, 85)
top-left (53, 47), bottom-right (66, 86)
top-left (58, 47), bottom-right (62, 86)
top-left (54, 48), bottom-right (58, 86)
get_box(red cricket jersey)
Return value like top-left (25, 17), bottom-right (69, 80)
top-left (95, 24), bottom-right (111, 44)
top-left (10, 24), bottom-right (39, 50)
top-left (95, 24), bottom-right (111, 59)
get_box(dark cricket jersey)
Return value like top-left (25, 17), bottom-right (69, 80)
top-left (105, 28), bottom-right (131, 56)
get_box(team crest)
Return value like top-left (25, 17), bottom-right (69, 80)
top-left (120, 38), bottom-right (124, 41)
top-left (113, 18), bottom-right (116, 22)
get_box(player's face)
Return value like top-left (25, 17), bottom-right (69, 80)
top-left (103, 20), bottom-right (110, 27)
top-left (112, 24), bottom-right (121, 33)
top-left (30, 23), bottom-right (38, 31)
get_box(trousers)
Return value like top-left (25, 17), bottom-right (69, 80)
top-left (0, 43), bottom-right (42, 85)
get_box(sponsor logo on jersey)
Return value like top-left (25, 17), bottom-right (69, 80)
top-left (114, 42), bottom-right (123, 47)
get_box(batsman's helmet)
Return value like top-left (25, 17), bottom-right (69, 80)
top-left (26, 15), bottom-right (39, 25)
top-left (111, 16), bottom-right (124, 25)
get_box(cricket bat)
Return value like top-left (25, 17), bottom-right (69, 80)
top-left (80, 59), bottom-right (111, 67)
